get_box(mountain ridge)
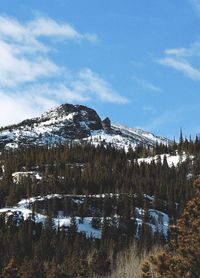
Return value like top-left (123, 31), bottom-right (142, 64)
top-left (0, 103), bottom-right (171, 150)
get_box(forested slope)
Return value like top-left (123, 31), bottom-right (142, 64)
top-left (0, 136), bottom-right (199, 277)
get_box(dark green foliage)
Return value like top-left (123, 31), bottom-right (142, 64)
top-left (0, 142), bottom-right (194, 212)
top-left (0, 134), bottom-right (199, 276)
top-left (141, 179), bottom-right (200, 278)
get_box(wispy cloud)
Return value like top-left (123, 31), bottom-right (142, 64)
top-left (0, 15), bottom-right (96, 88)
top-left (14, 69), bottom-right (129, 108)
top-left (132, 76), bottom-right (163, 92)
top-left (0, 40), bottom-right (60, 88)
top-left (0, 15), bottom-right (127, 126)
top-left (158, 1), bottom-right (200, 80)
top-left (189, 0), bottom-right (200, 14)
top-left (0, 15), bottom-right (96, 44)
top-left (158, 57), bottom-right (200, 80)
top-left (143, 105), bottom-right (200, 132)
top-left (143, 108), bottom-right (184, 132)
top-left (77, 68), bottom-right (128, 103)
top-left (164, 41), bottom-right (200, 58)
top-left (158, 40), bottom-right (200, 80)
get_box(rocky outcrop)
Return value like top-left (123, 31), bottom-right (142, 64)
top-left (102, 117), bottom-right (111, 130)
top-left (0, 104), bottom-right (103, 148)
top-left (40, 104), bottom-right (103, 139)
top-left (0, 103), bottom-right (170, 150)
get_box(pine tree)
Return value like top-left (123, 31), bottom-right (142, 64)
top-left (68, 215), bottom-right (78, 240)
top-left (141, 178), bottom-right (200, 278)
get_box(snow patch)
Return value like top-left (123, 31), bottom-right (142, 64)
top-left (137, 153), bottom-right (193, 167)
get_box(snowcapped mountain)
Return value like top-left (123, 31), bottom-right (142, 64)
top-left (0, 103), bottom-right (170, 150)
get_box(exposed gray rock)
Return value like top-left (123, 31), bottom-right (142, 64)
top-left (102, 117), bottom-right (111, 130)
top-left (0, 103), bottom-right (171, 150)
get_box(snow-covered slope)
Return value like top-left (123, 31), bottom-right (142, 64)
top-left (112, 124), bottom-right (169, 146)
top-left (0, 194), bottom-right (169, 239)
top-left (138, 152), bottom-right (193, 167)
top-left (0, 103), bottom-right (170, 150)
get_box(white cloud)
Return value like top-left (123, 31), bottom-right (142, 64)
top-left (0, 15), bottom-right (96, 43)
top-left (0, 40), bottom-right (60, 88)
top-left (29, 17), bottom-right (81, 39)
top-left (0, 67), bottom-right (128, 126)
top-left (0, 15), bottom-right (95, 88)
top-left (158, 40), bottom-right (200, 80)
top-left (164, 42), bottom-right (200, 58)
top-left (0, 92), bottom-right (40, 126)
top-left (132, 76), bottom-right (162, 92)
top-left (76, 68), bottom-right (129, 103)
top-left (158, 57), bottom-right (200, 80)
top-left (0, 15), bottom-right (127, 126)
top-left (22, 83), bottom-right (90, 106)
top-left (0, 15), bottom-right (27, 40)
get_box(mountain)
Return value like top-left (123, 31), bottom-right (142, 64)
top-left (0, 103), bottom-right (170, 150)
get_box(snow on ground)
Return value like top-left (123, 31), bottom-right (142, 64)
top-left (0, 103), bottom-right (172, 151)
top-left (1, 121), bottom-right (170, 152)
top-left (135, 208), bottom-right (169, 238)
top-left (112, 124), bottom-right (170, 146)
top-left (5, 142), bottom-right (19, 149)
top-left (83, 124), bottom-right (170, 152)
top-left (0, 205), bottom-right (101, 238)
top-left (2, 194), bottom-right (102, 238)
top-left (17, 193), bottom-right (121, 209)
top-left (77, 217), bottom-right (101, 238)
top-left (54, 217), bottom-right (101, 238)
top-left (85, 130), bottom-right (137, 152)
top-left (0, 130), bottom-right (15, 140)
top-left (12, 171), bottom-right (43, 184)
top-left (0, 193), bottom-right (169, 239)
top-left (36, 112), bottom-right (78, 129)
top-left (18, 194), bottom-right (63, 208)
top-left (0, 207), bottom-right (46, 223)
top-left (0, 203), bottom-right (167, 239)
top-left (0, 202), bottom-right (102, 238)
top-left (137, 153), bottom-right (193, 167)
top-left (186, 173), bottom-right (193, 180)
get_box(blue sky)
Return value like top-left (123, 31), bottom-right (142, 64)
top-left (0, 0), bottom-right (200, 139)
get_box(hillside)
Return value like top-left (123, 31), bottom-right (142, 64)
top-left (0, 103), bottom-right (170, 151)
top-left (0, 107), bottom-right (199, 277)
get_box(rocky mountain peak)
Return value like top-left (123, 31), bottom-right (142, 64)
top-left (41, 103), bottom-right (103, 132)
top-left (0, 103), bottom-right (171, 150)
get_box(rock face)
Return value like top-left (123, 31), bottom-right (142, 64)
top-left (40, 104), bottom-right (103, 139)
top-left (102, 117), bottom-right (111, 130)
top-left (0, 104), bottom-right (102, 148)
top-left (0, 103), bottom-right (171, 150)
